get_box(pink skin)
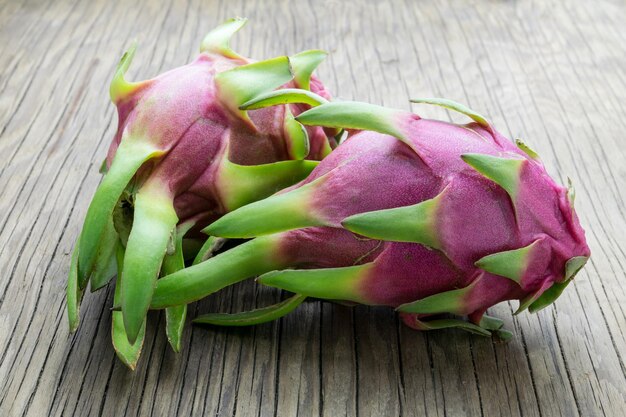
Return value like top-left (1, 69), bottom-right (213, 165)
top-left (273, 115), bottom-right (590, 322)
top-left (107, 53), bottom-right (332, 229)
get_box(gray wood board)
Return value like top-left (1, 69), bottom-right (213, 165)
top-left (0, 0), bottom-right (625, 416)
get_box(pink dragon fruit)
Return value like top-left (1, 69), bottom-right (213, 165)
top-left (146, 93), bottom-right (590, 337)
top-left (66, 18), bottom-right (335, 353)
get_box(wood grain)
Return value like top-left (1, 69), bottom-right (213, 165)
top-left (1, 0), bottom-right (625, 416)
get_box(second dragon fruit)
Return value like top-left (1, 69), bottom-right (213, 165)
top-left (149, 94), bottom-right (590, 337)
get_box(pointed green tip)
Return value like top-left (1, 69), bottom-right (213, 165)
top-left (566, 177), bottom-right (576, 207)
top-left (162, 221), bottom-right (191, 353)
top-left (216, 158), bottom-right (318, 212)
top-left (514, 280), bottom-right (551, 315)
top-left (410, 98), bottom-right (492, 130)
top-left (258, 264), bottom-right (373, 303)
top-left (404, 316), bottom-right (492, 336)
top-left (192, 236), bottom-right (226, 265)
top-left (112, 312), bottom-right (146, 370)
top-left (99, 158), bottom-right (108, 174)
top-left (120, 183), bottom-right (178, 344)
top-left (296, 101), bottom-right (408, 141)
top-left (515, 139), bottom-right (541, 160)
top-left (89, 216), bottom-right (119, 291)
top-left (461, 153), bottom-right (524, 201)
top-left (239, 88), bottom-right (328, 111)
top-left (397, 277), bottom-right (481, 315)
top-left (474, 240), bottom-right (541, 284)
top-left (151, 235), bottom-right (284, 309)
top-left (341, 189), bottom-right (445, 249)
top-left (565, 256), bottom-right (588, 280)
top-left (215, 56), bottom-right (294, 124)
top-left (290, 49), bottom-right (328, 90)
top-left (78, 140), bottom-right (163, 285)
top-left (404, 312), bottom-right (514, 338)
top-left (165, 305), bottom-right (186, 352)
top-left (284, 110), bottom-right (310, 160)
top-left (112, 242), bottom-right (145, 369)
top-left (110, 41), bottom-right (140, 103)
top-left (208, 177), bottom-right (326, 238)
top-left (193, 294), bottom-right (307, 327)
top-left (200, 17), bottom-right (248, 58)
top-left (528, 280), bottom-right (571, 313)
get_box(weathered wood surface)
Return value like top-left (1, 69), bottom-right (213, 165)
top-left (1, 0), bottom-right (625, 415)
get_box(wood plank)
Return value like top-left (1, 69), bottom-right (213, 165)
top-left (0, 0), bottom-right (624, 416)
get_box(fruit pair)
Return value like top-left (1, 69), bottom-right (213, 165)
top-left (67, 19), bottom-right (590, 369)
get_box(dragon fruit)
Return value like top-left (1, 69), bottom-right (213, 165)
top-left (146, 93), bottom-right (590, 336)
top-left (66, 18), bottom-right (335, 352)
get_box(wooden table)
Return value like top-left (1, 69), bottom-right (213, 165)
top-left (1, 0), bottom-right (625, 415)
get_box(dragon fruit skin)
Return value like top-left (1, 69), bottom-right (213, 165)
top-left (149, 97), bottom-right (590, 335)
top-left (106, 52), bottom-right (332, 229)
top-left (67, 18), bottom-right (335, 346)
